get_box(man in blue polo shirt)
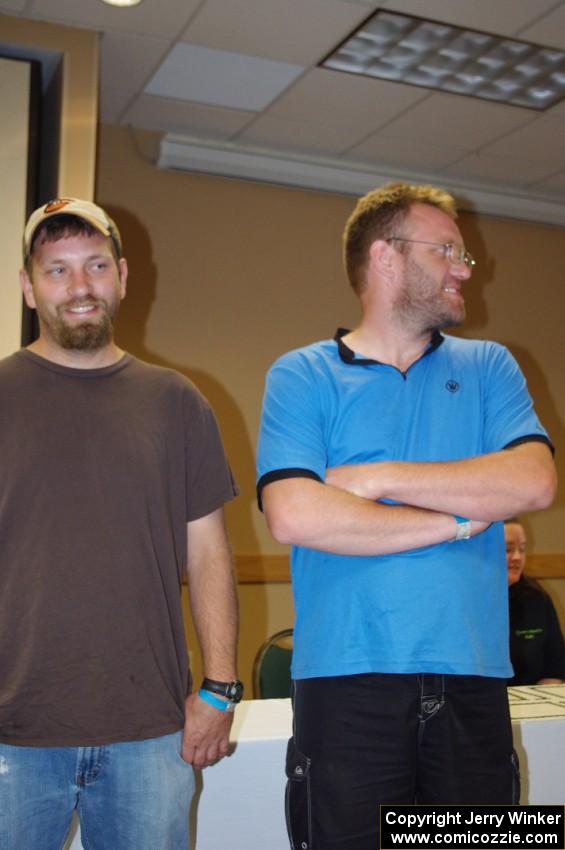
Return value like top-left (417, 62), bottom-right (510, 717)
top-left (256, 182), bottom-right (556, 850)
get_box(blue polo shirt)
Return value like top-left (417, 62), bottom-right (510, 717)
top-left (257, 330), bottom-right (551, 680)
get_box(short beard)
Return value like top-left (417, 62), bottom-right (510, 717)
top-left (53, 314), bottom-right (114, 351)
top-left (394, 255), bottom-right (465, 334)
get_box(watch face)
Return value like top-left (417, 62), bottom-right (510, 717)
top-left (227, 680), bottom-right (244, 703)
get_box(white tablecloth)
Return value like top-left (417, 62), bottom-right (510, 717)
top-left (507, 683), bottom-right (565, 804)
top-left (65, 686), bottom-right (565, 850)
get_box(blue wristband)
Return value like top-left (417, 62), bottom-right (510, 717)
top-left (197, 688), bottom-right (234, 713)
top-left (451, 515), bottom-right (472, 542)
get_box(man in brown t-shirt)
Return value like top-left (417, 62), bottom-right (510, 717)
top-left (0, 198), bottom-right (241, 850)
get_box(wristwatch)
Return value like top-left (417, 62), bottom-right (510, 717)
top-left (201, 677), bottom-right (244, 705)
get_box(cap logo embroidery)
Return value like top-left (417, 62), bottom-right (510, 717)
top-left (44, 199), bottom-right (73, 214)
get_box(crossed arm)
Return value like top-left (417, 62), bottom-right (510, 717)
top-left (263, 442), bottom-right (556, 556)
top-left (182, 507), bottom-right (239, 769)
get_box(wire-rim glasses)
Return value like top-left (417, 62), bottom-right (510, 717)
top-left (387, 237), bottom-right (476, 268)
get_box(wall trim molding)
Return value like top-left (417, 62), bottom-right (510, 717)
top-left (527, 553), bottom-right (565, 579)
top-left (236, 554), bottom-right (289, 583)
top-left (233, 553), bottom-right (565, 583)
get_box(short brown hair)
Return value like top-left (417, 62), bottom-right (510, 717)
top-left (25, 215), bottom-right (121, 274)
top-left (343, 182), bottom-right (457, 294)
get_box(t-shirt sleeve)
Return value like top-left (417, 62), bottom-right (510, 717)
top-left (184, 386), bottom-right (238, 522)
top-left (482, 343), bottom-right (553, 453)
top-left (256, 352), bottom-right (327, 507)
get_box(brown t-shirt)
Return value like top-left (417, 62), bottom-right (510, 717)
top-left (0, 350), bottom-right (237, 746)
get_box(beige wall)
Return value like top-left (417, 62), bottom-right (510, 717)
top-left (0, 57), bottom-right (29, 357)
top-left (96, 124), bottom-right (565, 690)
top-left (98, 126), bottom-right (363, 558)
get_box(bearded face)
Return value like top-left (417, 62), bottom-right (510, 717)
top-left (393, 251), bottom-right (466, 334)
top-left (22, 231), bottom-right (126, 357)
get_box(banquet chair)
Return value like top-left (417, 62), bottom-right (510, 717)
top-left (252, 628), bottom-right (293, 699)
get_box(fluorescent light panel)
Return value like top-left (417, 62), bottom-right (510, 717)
top-left (321, 10), bottom-right (565, 110)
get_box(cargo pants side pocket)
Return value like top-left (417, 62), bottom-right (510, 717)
top-left (285, 736), bottom-right (312, 850)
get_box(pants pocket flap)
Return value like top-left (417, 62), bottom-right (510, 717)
top-left (285, 737), bottom-right (311, 781)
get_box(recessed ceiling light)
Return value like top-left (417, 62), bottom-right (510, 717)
top-left (99, 0), bottom-right (143, 8)
top-left (321, 11), bottom-right (565, 110)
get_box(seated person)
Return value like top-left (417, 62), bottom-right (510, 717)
top-left (505, 518), bottom-right (565, 686)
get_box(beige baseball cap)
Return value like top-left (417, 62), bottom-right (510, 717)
top-left (23, 198), bottom-right (122, 261)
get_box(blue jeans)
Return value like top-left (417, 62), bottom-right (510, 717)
top-left (0, 731), bottom-right (195, 850)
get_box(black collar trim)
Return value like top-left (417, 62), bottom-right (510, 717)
top-left (334, 327), bottom-right (444, 367)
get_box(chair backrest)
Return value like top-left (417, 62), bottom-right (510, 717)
top-left (252, 628), bottom-right (293, 699)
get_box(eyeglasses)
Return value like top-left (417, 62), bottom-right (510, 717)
top-left (387, 237), bottom-right (476, 268)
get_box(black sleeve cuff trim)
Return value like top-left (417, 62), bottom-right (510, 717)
top-left (256, 468), bottom-right (322, 512)
top-left (503, 434), bottom-right (555, 456)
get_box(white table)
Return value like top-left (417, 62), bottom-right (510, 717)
top-left (508, 684), bottom-right (565, 804)
top-left (65, 687), bottom-right (565, 850)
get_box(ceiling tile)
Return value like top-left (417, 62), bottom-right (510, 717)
top-left (26, 0), bottom-right (202, 39)
top-left (442, 150), bottom-right (560, 186)
top-left (379, 91), bottom-right (533, 149)
top-left (379, 0), bottom-right (558, 37)
top-left (100, 31), bottom-right (169, 97)
top-left (264, 68), bottom-right (428, 130)
top-left (544, 96), bottom-right (565, 120)
top-left (335, 0), bottom-right (378, 6)
top-left (519, 5), bottom-right (565, 50)
top-left (479, 114), bottom-right (565, 161)
top-left (144, 43), bottom-right (304, 111)
top-left (0, 0), bottom-right (28, 12)
top-left (99, 32), bottom-right (171, 123)
top-left (530, 168), bottom-right (565, 193)
top-left (235, 114), bottom-right (375, 156)
top-left (99, 87), bottom-right (135, 126)
top-left (181, 0), bottom-right (372, 64)
top-left (346, 133), bottom-right (466, 171)
top-left (122, 94), bottom-right (255, 139)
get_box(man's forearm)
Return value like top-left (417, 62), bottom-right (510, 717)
top-left (326, 442), bottom-right (556, 522)
top-left (263, 478), bottom-right (488, 556)
top-left (186, 510), bottom-right (238, 681)
top-left (183, 509), bottom-right (237, 769)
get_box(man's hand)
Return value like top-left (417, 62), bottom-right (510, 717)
top-left (182, 691), bottom-right (233, 769)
